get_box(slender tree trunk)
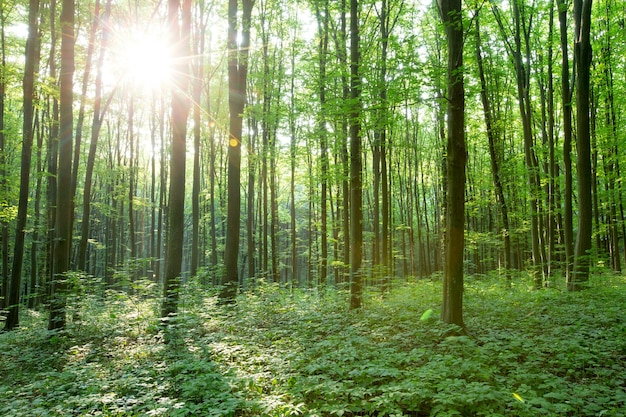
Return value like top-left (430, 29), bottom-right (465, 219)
top-left (128, 100), bottom-right (137, 275)
top-left (208, 91), bottom-right (219, 274)
top-left (48, 0), bottom-right (74, 330)
top-left (335, 0), bottom-right (350, 284)
top-left (439, 0), bottom-right (465, 328)
top-left (247, 114), bottom-right (257, 283)
top-left (286, 32), bottom-right (297, 287)
top-left (312, 0), bottom-right (329, 289)
top-left (161, 0), bottom-right (191, 318)
top-left (349, 0), bottom-right (363, 310)
top-left (600, 11), bottom-right (620, 272)
top-left (4, 0), bottom-right (39, 330)
top-left (29, 114), bottom-right (43, 309)
top-left (46, 0), bottom-right (61, 293)
top-left (558, 0), bottom-right (574, 279)
top-left (222, 0), bottom-right (254, 301)
top-left (546, 1), bottom-right (557, 278)
top-left (475, 18), bottom-right (512, 280)
top-left (77, 0), bottom-right (111, 272)
top-left (70, 0), bottom-right (101, 258)
top-left (190, 11), bottom-right (206, 278)
top-left (570, 0), bottom-right (593, 290)
top-left (0, 7), bottom-right (8, 310)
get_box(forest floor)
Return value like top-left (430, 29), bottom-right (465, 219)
top-left (1, 271), bottom-right (626, 417)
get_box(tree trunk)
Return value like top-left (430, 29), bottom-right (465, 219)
top-left (475, 18), bottom-right (512, 280)
top-left (77, 0), bottom-right (111, 272)
top-left (190, 9), bottom-right (206, 278)
top-left (312, 0), bottom-right (329, 289)
top-left (161, 0), bottom-right (191, 318)
top-left (4, 0), bottom-right (39, 330)
top-left (570, 0), bottom-right (593, 290)
top-left (558, 0), bottom-right (574, 280)
top-left (222, 0), bottom-right (254, 301)
top-left (29, 113), bottom-right (43, 309)
top-left (0, 7), bottom-right (8, 310)
top-left (48, 0), bottom-right (74, 330)
top-left (439, 0), bottom-right (465, 328)
top-left (71, 0), bottom-right (101, 258)
top-left (289, 34), bottom-right (297, 287)
top-left (349, 0), bottom-right (363, 310)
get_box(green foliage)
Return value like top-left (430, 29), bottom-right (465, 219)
top-left (1, 274), bottom-right (626, 416)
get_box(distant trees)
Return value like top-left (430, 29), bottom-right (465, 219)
top-left (1, 0), bottom-right (624, 331)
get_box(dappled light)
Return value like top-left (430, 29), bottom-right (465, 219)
top-left (1, 0), bottom-right (626, 414)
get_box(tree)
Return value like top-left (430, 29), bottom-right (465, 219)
top-left (475, 17), bottom-right (512, 280)
top-left (222, 0), bottom-right (254, 301)
top-left (77, 0), bottom-right (112, 272)
top-left (48, 0), bottom-right (74, 330)
top-left (558, 0), bottom-right (574, 280)
top-left (161, 0), bottom-right (192, 318)
top-left (439, 0), bottom-right (465, 328)
top-left (4, 0), bottom-right (39, 331)
top-left (570, 0), bottom-right (593, 290)
top-left (0, 2), bottom-right (10, 311)
top-left (313, 0), bottom-right (330, 289)
top-left (348, 0), bottom-right (363, 310)
top-left (190, 0), bottom-right (212, 278)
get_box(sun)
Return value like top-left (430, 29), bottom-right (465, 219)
top-left (106, 26), bottom-right (173, 94)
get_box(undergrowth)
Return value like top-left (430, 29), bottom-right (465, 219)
top-left (1, 273), bottom-right (626, 416)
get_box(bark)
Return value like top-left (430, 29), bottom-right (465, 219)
top-left (439, 0), bottom-right (465, 328)
top-left (71, 0), bottom-right (101, 248)
top-left (4, 0), bottom-right (39, 330)
top-left (600, 11), bottom-right (620, 272)
top-left (558, 0), bottom-right (574, 279)
top-left (247, 114), bottom-right (256, 283)
top-left (0, 7), bottom-right (8, 310)
top-left (570, 0), bottom-right (593, 290)
top-left (29, 113), bottom-right (43, 309)
top-left (191, 8), bottom-right (207, 278)
top-left (161, 0), bottom-right (191, 318)
top-left (475, 18), bottom-right (512, 279)
top-left (289, 32), bottom-right (297, 287)
top-left (313, 0), bottom-right (329, 288)
top-left (48, 0), bottom-right (74, 330)
top-left (77, 0), bottom-right (111, 272)
top-left (349, 0), bottom-right (363, 310)
top-left (222, 0), bottom-right (254, 301)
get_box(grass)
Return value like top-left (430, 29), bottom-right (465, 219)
top-left (1, 272), bottom-right (626, 416)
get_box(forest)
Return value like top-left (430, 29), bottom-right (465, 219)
top-left (1, 0), bottom-right (626, 415)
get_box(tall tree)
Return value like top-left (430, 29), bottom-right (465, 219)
top-left (313, 0), bottom-right (329, 289)
top-left (161, 0), bottom-right (192, 318)
top-left (0, 3), bottom-right (9, 310)
top-left (570, 0), bottom-right (593, 290)
top-left (4, 0), bottom-right (39, 331)
top-left (190, 0), bottom-right (211, 278)
top-left (348, 0), bottom-right (363, 310)
top-left (475, 17), bottom-right (512, 280)
top-left (373, 0), bottom-right (402, 291)
top-left (439, 0), bottom-right (465, 328)
top-left (48, 0), bottom-right (74, 330)
top-left (222, 0), bottom-right (254, 300)
top-left (558, 0), bottom-right (574, 280)
top-left (77, 0), bottom-right (112, 272)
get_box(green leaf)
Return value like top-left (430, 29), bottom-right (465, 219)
top-left (420, 308), bottom-right (434, 322)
